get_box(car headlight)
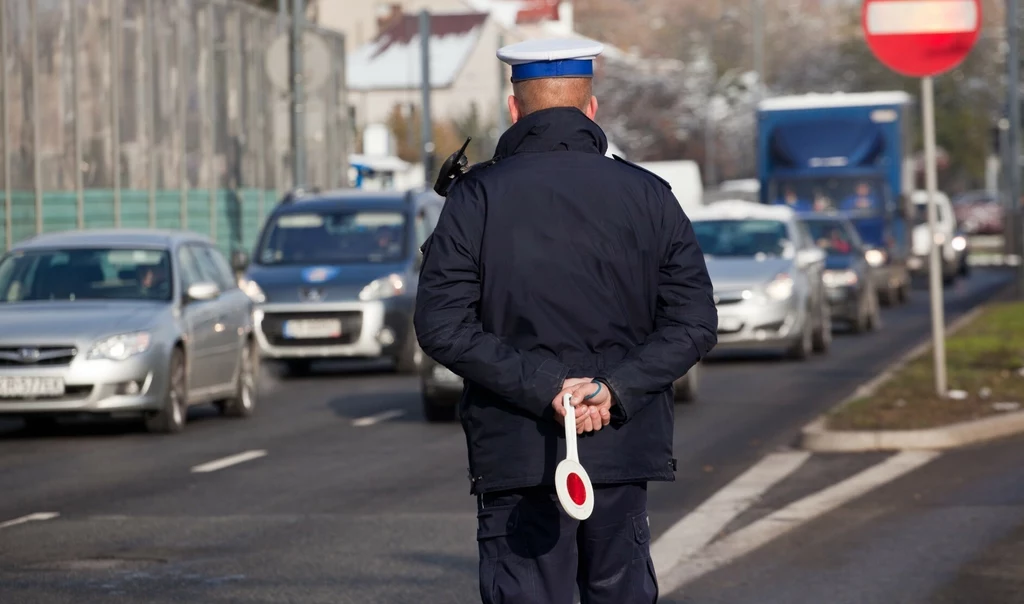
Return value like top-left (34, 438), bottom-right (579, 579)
top-left (823, 269), bottom-right (858, 288)
top-left (951, 235), bottom-right (967, 252)
top-left (865, 248), bottom-right (887, 267)
top-left (239, 277), bottom-right (266, 303)
top-left (88, 332), bottom-right (151, 361)
top-left (359, 273), bottom-right (406, 301)
top-left (764, 273), bottom-right (794, 301)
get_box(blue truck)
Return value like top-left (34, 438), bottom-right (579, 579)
top-left (755, 91), bottom-right (915, 306)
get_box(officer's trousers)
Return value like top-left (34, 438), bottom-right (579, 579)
top-left (475, 482), bottom-right (658, 604)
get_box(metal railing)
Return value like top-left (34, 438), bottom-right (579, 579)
top-left (0, 0), bottom-right (350, 255)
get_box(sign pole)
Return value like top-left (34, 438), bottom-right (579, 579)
top-left (921, 75), bottom-right (947, 396)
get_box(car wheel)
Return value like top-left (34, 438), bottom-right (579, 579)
top-left (284, 359), bottom-right (313, 377)
top-left (423, 392), bottom-right (458, 423)
top-left (395, 327), bottom-right (422, 375)
top-left (851, 301), bottom-right (870, 334)
top-left (219, 340), bottom-right (258, 418)
top-left (878, 285), bottom-right (895, 307)
top-left (812, 306), bottom-right (831, 353)
top-left (673, 367), bottom-right (699, 404)
top-left (145, 348), bottom-right (187, 434)
top-left (787, 317), bottom-right (814, 360)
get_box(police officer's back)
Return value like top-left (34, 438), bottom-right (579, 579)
top-left (414, 38), bottom-right (718, 604)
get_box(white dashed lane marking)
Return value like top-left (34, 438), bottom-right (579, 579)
top-left (0, 512), bottom-right (59, 530)
top-left (190, 450), bottom-right (268, 473)
top-left (351, 409), bottom-right (405, 427)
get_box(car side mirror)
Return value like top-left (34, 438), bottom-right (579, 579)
top-left (186, 281), bottom-right (220, 302)
top-left (231, 250), bottom-right (250, 273)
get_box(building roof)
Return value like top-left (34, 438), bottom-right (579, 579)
top-left (757, 91), bottom-right (913, 112)
top-left (347, 12), bottom-right (488, 91)
top-left (463, 0), bottom-right (559, 27)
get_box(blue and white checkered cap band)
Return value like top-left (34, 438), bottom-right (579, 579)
top-left (511, 59), bottom-right (594, 82)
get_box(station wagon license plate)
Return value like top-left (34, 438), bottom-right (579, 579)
top-left (283, 319), bottom-right (342, 339)
top-left (0, 377), bottom-right (66, 398)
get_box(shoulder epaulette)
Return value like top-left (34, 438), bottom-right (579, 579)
top-left (612, 154), bottom-right (672, 191)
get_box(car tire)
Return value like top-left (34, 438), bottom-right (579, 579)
top-left (787, 318), bottom-right (814, 361)
top-left (218, 340), bottom-right (258, 418)
top-left (812, 305), bottom-right (831, 354)
top-left (673, 367), bottom-right (699, 404)
top-left (145, 348), bottom-right (187, 434)
top-left (423, 393), bottom-right (458, 423)
top-left (395, 327), bottom-right (422, 375)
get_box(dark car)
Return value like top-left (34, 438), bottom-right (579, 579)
top-left (237, 188), bottom-right (443, 375)
top-left (952, 190), bottom-right (1004, 236)
top-left (799, 214), bottom-right (881, 333)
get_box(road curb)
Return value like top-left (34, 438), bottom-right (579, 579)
top-left (799, 299), bottom-right (1022, 453)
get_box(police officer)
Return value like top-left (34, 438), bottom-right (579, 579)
top-left (414, 38), bottom-right (718, 604)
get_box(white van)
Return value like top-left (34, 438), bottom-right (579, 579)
top-left (907, 190), bottom-right (967, 284)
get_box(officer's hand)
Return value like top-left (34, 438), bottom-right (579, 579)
top-left (552, 382), bottom-right (612, 434)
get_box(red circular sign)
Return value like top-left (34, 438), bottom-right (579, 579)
top-left (862, 0), bottom-right (982, 77)
top-left (567, 473), bottom-right (586, 505)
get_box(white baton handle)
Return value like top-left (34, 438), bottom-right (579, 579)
top-left (563, 392), bottom-right (579, 463)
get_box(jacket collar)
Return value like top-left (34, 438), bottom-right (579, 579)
top-left (494, 107), bottom-right (609, 158)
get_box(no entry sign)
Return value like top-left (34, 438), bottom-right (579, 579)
top-left (862, 0), bottom-right (982, 77)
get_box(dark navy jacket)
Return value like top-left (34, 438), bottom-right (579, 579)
top-left (414, 107), bottom-right (717, 495)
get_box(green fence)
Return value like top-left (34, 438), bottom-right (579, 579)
top-left (0, 189), bottom-right (275, 256)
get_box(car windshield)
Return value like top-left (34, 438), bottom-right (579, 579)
top-left (803, 220), bottom-right (858, 255)
top-left (0, 248), bottom-right (172, 303)
top-left (257, 210), bottom-right (407, 265)
top-left (912, 203), bottom-right (945, 225)
top-left (770, 176), bottom-right (888, 215)
top-left (693, 219), bottom-right (792, 258)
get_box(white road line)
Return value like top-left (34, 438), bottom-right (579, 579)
top-left (651, 451), bottom-right (810, 577)
top-left (351, 409), bottom-right (405, 427)
top-left (657, 450), bottom-right (940, 594)
top-left (0, 512), bottom-right (59, 530)
top-left (190, 450), bottom-right (267, 474)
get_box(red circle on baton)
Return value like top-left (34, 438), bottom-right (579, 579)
top-left (567, 473), bottom-right (586, 505)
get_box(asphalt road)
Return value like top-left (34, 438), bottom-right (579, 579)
top-left (0, 267), bottom-right (1014, 603)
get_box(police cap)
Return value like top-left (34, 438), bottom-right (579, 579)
top-left (497, 38), bottom-right (604, 83)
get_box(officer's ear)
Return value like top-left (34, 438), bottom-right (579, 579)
top-left (508, 95), bottom-right (521, 124)
top-left (585, 95), bottom-right (598, 120)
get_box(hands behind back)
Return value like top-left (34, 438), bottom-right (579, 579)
top-left (551, 378), bottom-right (613, 435)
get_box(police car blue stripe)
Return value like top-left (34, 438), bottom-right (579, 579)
top-left (511, 60), bottom-right (593, 81)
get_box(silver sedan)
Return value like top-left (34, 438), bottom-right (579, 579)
top-left (692, 201), bottom-right (831, 360)
top-left (0, 230), bottom-right (258, 433)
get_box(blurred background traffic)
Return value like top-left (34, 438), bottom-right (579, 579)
top-left (1, 1), bottom-right (1024, 602)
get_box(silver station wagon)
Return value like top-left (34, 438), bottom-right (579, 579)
top-left (0, 230), bottom-right (258, 434)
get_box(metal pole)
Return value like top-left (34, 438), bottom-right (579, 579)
top-left (922, 76), bottom-right (947, 396)
top-left (705, 112), bottom-right (716, 187)
top-left (496, 32), bottom-right (507, 134)
top-left (30, 0), bottom-right (41, 234)
top-left (1009, 0), bottom-right (1024, 285)
top-left (1, 0), bottom-right (10, 249)
top-left (278, 0), bottom-right (286, 35)
top-left (111, 0), bottom-right (122, 228)
top-left (752, 0), bottom-right (765, 99)
top-left (290, 0), bottom-right (306, 187)
top-left (419, 10), bottom-right (434, 184)
top-left (71, 0), bottom-right (84, 229)
top-left (178, 0), bottom-right (188, 230)
top-left (207, 1), bottom-right (216, 240)
top-left (145, 0), bottom-right (156, 228)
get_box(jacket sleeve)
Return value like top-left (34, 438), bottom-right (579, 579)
top-left (598, 188), bottom-right (718, 422)
top-left (413, 178), bottom-right (569, 419)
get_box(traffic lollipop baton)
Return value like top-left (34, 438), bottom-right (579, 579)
top-left (555, 392), bottom-right (595, 520)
